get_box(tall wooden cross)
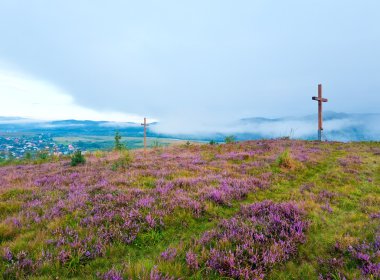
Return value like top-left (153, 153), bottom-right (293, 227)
top-left (141, 117), bottom-right (148, 153)
top-left (312, 84), bottom-right (328, 141)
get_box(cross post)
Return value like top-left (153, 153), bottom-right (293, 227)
top-left (141, 117), bottom-right (149, 153)
top-left (312, 84), bottom-right (328, 141)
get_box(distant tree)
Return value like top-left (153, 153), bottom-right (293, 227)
top-left (7, 151), bottom-right (15, 161)
top-left (37, 150), bottom-right (49, 161)
top-left (114, 131), bottom-right (125, 151)
top-left (71, 150), bottom-right (86, 166)
top-left (209, 140), bottom-right (217, 145)
top-left (152, 139), bottom-right (160, 149)
top-left (224, 135), bottom-right (236, 144)
top-left (24, 152), bottom-right (32, 161)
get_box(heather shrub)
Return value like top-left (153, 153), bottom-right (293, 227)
top-left (70, 150), bottom-right (86, 166)
top-left (347, 228), bottom-right (380, 278)
top-left (100, 268), bottom-right (123, 280)
top-left (187, 201), bottom-right (308, 279)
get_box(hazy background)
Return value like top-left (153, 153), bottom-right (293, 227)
top-left (0, 1), bottom-right (379, 135)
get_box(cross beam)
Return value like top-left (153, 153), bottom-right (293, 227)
top-left (141, 117), bottom-right (149, 153)
top-left (312, 84), bottom-right (328, 141)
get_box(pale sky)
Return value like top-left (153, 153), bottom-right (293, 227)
top-left (0, 1), bottom-right (379, 128)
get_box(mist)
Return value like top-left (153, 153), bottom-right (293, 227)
top-left (152, 112), bottom-right (380, 142)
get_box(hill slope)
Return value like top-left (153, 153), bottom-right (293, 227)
top-left (0, 140), bottom-right (379, 279)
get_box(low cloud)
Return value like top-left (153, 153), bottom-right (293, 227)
top-left (152, 113), bottom-right (380, 141)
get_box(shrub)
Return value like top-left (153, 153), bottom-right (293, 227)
top-left (186, 201), bottom-right (308, 279)
top-left (209, 140), bottom-right (217, 145)
top-left (277, 149), bottom-right (296, 169)
top-left (114, 131), bottom-right (125, 151)
top-left (70, 150), bottom-right (86, 166)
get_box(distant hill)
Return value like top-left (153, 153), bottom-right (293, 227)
top-left (0, 112), bottom-right (379, 141)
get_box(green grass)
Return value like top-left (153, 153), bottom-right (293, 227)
top-left (0, 140), bottom-right (379, 279)
top-left (53, 136), bottom-right (198, 150)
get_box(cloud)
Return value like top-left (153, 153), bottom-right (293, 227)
top-left (0, 1), bottom-right (379, 130)
top-left (0, 68), bottom-right (144, 122)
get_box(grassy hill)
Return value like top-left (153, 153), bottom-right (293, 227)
top-left (0, 140), bottom-right (379, 279)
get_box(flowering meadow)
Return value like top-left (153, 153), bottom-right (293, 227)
top-left (0, 140), bottom-right (379, 279)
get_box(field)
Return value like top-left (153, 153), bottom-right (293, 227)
top-left (53, 136), bottom-right (197, 151)
top-left (0, 140), bottom-right (379, 279)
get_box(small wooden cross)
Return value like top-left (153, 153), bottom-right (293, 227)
top-left (312, 84), bottom-right (328, 141)
top-left (141, 117), bottom-right (149, 153)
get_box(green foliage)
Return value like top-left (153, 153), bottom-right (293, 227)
top-left (209, 140), bottom-right (217, 145)
top-left (224, 135), bottom-right (236, 144)
top-left (24, 152), bottom-right (32, 161)
top-left (37, 150), bottom-right (49, 161)
top-left (70, 150), bottom-right (86, 166)
top-left (114, 131), bottom-right (125, 151)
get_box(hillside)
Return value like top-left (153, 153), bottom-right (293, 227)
top-left (0, 140), bottom-right (379, 279)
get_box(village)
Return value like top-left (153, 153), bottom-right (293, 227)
top-left (0, 134), bottom-right (75, 160)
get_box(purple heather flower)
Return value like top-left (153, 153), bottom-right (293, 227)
top-left (186, 251), bottom-right (199, 270)
top-left (160, 248), bottom-right (177, 261)
top-left (102, 268), bottom-right (123, 280)
top-left (3, 247), bottom-right (13, 262)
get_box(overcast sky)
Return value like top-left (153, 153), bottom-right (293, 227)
top-left (0, 1), bottom-right (379, 128)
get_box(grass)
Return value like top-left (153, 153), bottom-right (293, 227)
top-left (53, 136), bottom-right (198, 151)
top-left (0, 140), bottom-right (379, 279)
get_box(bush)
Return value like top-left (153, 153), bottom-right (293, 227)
top-left (114, 131), bottom-right (125, 151)
top-left (209, 140), bottom-right (217, 145)
top-left (277, 149), bottom-right (296, 169)
top-left (71, 150), bottom-right (86, 166)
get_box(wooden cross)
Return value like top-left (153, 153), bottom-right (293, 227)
top-left (312, 84), bottom-right (328, 141)
top-left (141, 117), bottom-right (149, 153)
